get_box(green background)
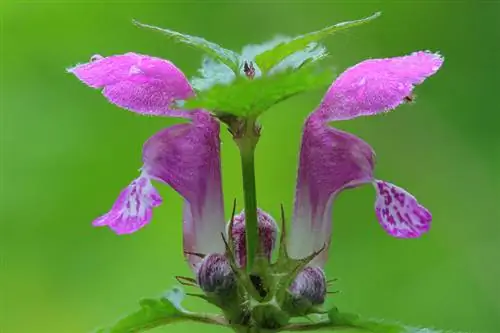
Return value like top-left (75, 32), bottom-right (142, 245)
top-left (2, 1), bottom-right (499, 332)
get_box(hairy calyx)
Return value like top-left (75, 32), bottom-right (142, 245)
top-left (189, 206), bottom-right (330, 330)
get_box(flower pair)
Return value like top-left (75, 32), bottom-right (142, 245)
top-left (69, 49), bottom-right (442, 305)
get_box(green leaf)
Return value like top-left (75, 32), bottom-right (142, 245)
top-left (322, 308), bottom-right (465, 333)
top-left (94, 288), bottom-right (186, 333)
top-left (254, 12), bottom-right (381, 74)
top-left (133, 20), bottom-right (241, 74)
top-left (242, 36), bottom-right (328, 76)
top-left (94, 288), bottom-right (226, 333)
top-left (191, 56), bottom-right (237, 92)
top-left (327, 308), bottom-right (405, 333)
top-left (182, 62), bottom-right (336, 117)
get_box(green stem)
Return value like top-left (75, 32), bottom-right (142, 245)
top-left (235, 119), bottom-right (260, 272)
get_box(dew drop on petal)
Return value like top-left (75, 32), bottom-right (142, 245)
top-left (90, 54), bottom-right (103, 62)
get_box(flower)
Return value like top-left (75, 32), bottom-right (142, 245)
top-left (288, 51), bottom-right (443, 269)
top-left (68, 53), bottom-right (228, 272)
top-left (68, 50), bottom-right (442, 311)
top-left (69, 53), bottom-right (279, 276)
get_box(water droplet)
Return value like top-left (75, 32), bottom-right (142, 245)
top-left (90, 54), bottom-right (103, 62)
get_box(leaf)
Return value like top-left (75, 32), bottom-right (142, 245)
top-left (254, 12), bottom-right (381, 74)
top-left (321, 308), bottom-right (466, 333)
top-left (267, 43), bottom-right (328, 75)
top-left (241, 35), bottom-right (328, 77)
top-left (282, 308), bottom-right (467, 332)
top-left (133, 20), bottom-right (241, 74)
top-left (191, 56), bottom-right (237, 92)
top-left (182, 62), bottom-right (336, 117)
top-left (94, 288), bottom-right (188, 333)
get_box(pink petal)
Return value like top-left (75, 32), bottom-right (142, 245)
top-left (68, 52), bottom-right (193, 117)
top-left (374, 180), bottom-right (431, 238)
top-left (289, 117), bottom-right (375, 267)
top-left (93, 175), bottom-right (162, 234)
top-left (228, 208), bottom-right (278, 267)
top-left (142, 112), bottom-right (225, 271)
top-left (312, 51), bottom-right (443, 122)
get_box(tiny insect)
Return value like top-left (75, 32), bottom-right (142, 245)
top-left (404, 94), bottom-right (415, 103)
top-left (243, 61), bottom-right (256, 79)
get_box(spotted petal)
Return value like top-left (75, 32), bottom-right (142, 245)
top-left (68, 52), bottom-right (193, 117)
top-left (93, 175), bottom-right (162, 234)
top-left (312, 51), bottom-right (443, 122)
top-left (142, 112), bottom-right (225, 270)
top-left (374, 180), bottom-right (431, 238)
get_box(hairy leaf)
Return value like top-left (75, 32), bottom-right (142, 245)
top-left (133, 20), bottom-right (241, 74)
top-left (94, 288), bottom-right (186, 333)
top-left (182, 63), bottom-right (336, 117)
top-left (254, 12), bottom-right (381, 74)
top-left (319, 308), bottom-right (466, 333)
top-left (93, 288), bottom-right (225, 333)
top-left (191, 56), bottom-right (237, 91)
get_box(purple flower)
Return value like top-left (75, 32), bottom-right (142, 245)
top-left (288, 51), bottom-right (443, 267)
top-left (69, 50), bottom-right (442, 300)
top-left (68, 53), bottom-right (227, 272)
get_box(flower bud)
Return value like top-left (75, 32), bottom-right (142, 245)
top-left (196, 253), bottom-right (235, 295)
top-left (230, 209), bottom-right (278, 267)
top-left (289, 267), bottom-right (327, 305)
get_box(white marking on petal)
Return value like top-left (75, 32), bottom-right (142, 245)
top-left (92, 173), bottom-right (162, 234)
top-left (122, 175), bottom-right (158, 220)
top-left (129, 65), bottom-right (142, 75)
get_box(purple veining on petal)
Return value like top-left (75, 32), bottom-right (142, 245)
top-left (142, 111), bottom-right (225, 270)
top-left (289, 117), bottom-right (375, 267)
top-left (92, 174), bottom-right (162, 234)
top-left (229, 208), bottom-right (278, 267)
top-left (374, 180), bottom-right (432, 238)
top-left (68, 52), bottom-right (193, 117)
top-left (312, 51), bottom-right (443, 122)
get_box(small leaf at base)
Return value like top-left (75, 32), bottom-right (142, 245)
top-left (93, 287), bottom-right (224, 333)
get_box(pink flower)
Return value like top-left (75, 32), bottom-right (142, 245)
top-left (289, 51), bottom-right (443, 266)
top-left (68, 53), bottom-right (227, 271)
top-left (69, 50), bottom-right (443, 301)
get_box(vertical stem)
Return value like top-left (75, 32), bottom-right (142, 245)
top-left (235, 120), bottom-right (260, 272)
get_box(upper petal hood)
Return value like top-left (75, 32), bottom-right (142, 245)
top-left (313, 51), bottom-right (443, 122)
top-left (68, 53), bottom-right (193, 117)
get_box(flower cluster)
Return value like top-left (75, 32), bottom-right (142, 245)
top-left (69, 48), bottom-right (442, 328)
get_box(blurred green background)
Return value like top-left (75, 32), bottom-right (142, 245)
top-left (1, 1), bottom-right (499, 332)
